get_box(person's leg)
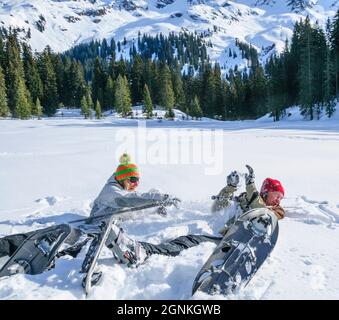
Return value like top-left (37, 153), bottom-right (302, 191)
top-left (106, 224), bottom-right (148, 266)
top-left (140, 235), bottom-right (221, 257)
top-left (0, 233), bottom-right (33, 258)
top-left (0, 238), bottom-right (11, 259)
top-left (106, 224), bottom-right (222, 267)
top-left (106, 225), bottom-right (222, 266)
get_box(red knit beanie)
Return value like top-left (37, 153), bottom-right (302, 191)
top-left (260, 178), bottom-right (285, 198)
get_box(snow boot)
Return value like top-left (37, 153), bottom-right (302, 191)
top-left (108, 224), bottom-right (148, 267)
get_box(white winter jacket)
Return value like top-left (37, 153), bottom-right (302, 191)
top-left (91, 173), bottom-right (166, 216)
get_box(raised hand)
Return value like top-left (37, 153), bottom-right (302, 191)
top-left (227, 171), bottom-right (239, 188)
top-left (245, 165), bottom-right (255, 185)
top-left (163, 195), bottom-right (181, 208)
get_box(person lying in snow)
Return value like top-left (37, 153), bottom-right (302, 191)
top-left (90, 153), bottom-right (180, 217)
top-left (107, 165), bottom-right (285, 267)
top-left (0, 153), bottom-right (180, 263)
top-left (212, 165), bottom-right (285, 235)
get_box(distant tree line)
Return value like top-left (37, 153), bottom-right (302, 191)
top-left (0, 10), bottom-right (338, 120)
top-left (265, 13), bottom-right (339, 120)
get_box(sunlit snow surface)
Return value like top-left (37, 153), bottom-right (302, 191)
top-left (1, 107), bottom-right (339, 299)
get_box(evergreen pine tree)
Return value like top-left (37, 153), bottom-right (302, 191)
top-left (22, 43), bottom-right (43, 104)
top-left (5, 33), bottom-right (32, 118)
top-left (81, 95), bottom-right (90, 119)
top-left (296, 18), bottom-right (326, 119)
top-left (202, 66), bottom-right (216, 117)
top-left (324, 17), bottom-right (336, 117)
top-left (85, 86), bottom-right (94, 111)
top-left (0, 35), bottom-right (5, 70)
top-left (114, 75), bottom-right (124, 114)
top-left (116, 58), bottom-right (127, 78)
top-left (110, 38), bottom-right (116, 63)
top-left (312, 22), bottom-right (327, 118)
top-left (282, 40), bottom-right (294, 108)
top-left (32, 97), bottom-right (43, 119)
top-left (266, 56), bottom-right (286, 121)
top-left (108, 54), bottom-right (116, 80)
top-left (298, 17), bottom-right (315, 119)
top-left (130, 55), bottom-right (144, 104)
top-left (289, 21), bottom-right (303, 105)
top-left (142, 59), bottom-right (154, 99)
top-left (233, 70), bottom-right (246, 119)
top-left (0, 65), bottom-right (9, 117)
top-left (104, 76), bottom-right (115, 109)
top-left (114, 75), bottom-right (132, 117)
top-left (91, 57), bottom-right (105, 108)
top-left (62, 57), bottom-right (72, 105)
top-left (53, 54), bottom-right (65, 105)
top-left (172, 63), bottom-right (186, 111)
top-left (143, 84), bottom-right (153, 118)
top-left (14, 78), bottom-right (32, 119)
top-left (183, 74), bottom-right (198, 116)
top-left (331, 9), bottom-right (339, 99)
top-left (64, 59), bottom-right (86, 107)
top-left (248, 66), bottom-right (268, 118)
top-left (190, 95), bottom-right (203, 119)
top-left (38, 47), bottom-right (58, 116)
top-left (95, 99), bottom-right (102, 119)
top-left (213, 64), bottom-right (225, 119)
top-left (158, 63), bottom-right (174, 111)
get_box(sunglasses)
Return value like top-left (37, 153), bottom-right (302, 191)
top-left (129, 177), bottom-right (140, 183)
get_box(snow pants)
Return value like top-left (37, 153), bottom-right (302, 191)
top-left (140, 234), bottom-right (222, 257)
top-left (0, 232), bottom-right (34, 258)
top-left (0, 227), bottom-right (82, 260)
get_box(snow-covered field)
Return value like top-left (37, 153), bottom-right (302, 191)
top-left (1, 110), bottom-right (339, 300)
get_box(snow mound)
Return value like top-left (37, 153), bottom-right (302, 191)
top-left (54, 106), bottom-right (194, 121)
top-left (257, 102), bottom-right (339, 122)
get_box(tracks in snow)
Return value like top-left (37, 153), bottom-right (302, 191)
top-left (284, 195), bottom-right (339, 227)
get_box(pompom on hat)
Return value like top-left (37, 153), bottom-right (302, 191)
top-left (114, 153), bottom-right (140, 182)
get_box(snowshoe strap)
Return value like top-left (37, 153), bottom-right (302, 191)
top-left (56, 238), bottom-right (90, 259)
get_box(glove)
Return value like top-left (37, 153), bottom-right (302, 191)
top-left (157, 206), bottom-right (168, 216)
top-left (245, 165), bottom-right (255, 185)
top-left (163, 194), bottom-right (181, 208)
top-left (227, 171), bottom-right (239, 188)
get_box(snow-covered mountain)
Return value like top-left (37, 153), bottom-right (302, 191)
top-left (0, 0), bottom-right (337, 65)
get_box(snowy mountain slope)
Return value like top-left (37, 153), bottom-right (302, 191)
top-left (1, 114), bottom-right (339, 299)
top-left (0, 0), bottom-right (337, 67)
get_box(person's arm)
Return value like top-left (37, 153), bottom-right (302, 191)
top-left (245, 182), bottom-right (258, 201)
top-left (243, 165), bottom-right (266, 209)
top-left (114, 189), bottom-right (169, 208)
top-left (212, 171), bottom-right (239, 213)
top-left (93, 179), bottom-right (170, 210)
top-left (212, 185), bottom-right (238, 212)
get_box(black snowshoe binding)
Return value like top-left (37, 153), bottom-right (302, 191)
top-left (0, 224), bottom-right (73, 277)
